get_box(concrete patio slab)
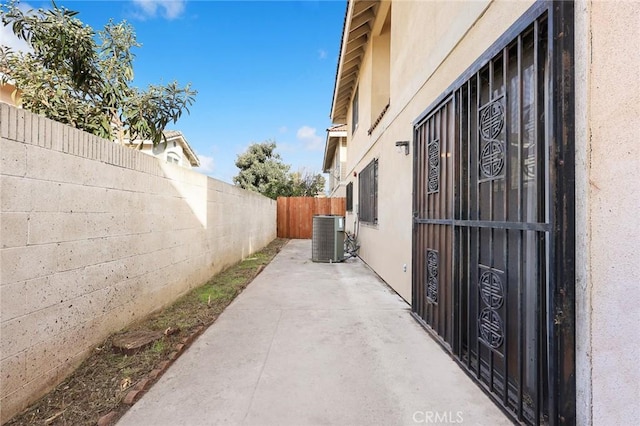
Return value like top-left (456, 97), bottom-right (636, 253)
top-left (117, 240), bottom-right (511, 426)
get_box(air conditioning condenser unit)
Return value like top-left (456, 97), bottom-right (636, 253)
top-left (311, 215), bottom-right (345, 262)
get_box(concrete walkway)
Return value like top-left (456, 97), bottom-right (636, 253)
top-left (118, 240), bottom-right (510, 426)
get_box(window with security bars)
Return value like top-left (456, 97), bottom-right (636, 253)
top-left (358, 159), bottom-right (378, 224)
top-left (346, 182), bottom-right (353, 212)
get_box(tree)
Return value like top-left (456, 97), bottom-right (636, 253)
top-left (233, 141), bottom-right (291, 200)
top-left (233, 141), bottom-right (326, 199)
top-left (287, 170), bottom-right (326, 197)
top-left (0, 0), bottom-right (196, 145)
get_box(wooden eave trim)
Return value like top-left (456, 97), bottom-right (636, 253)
top-left (345, 35), bottom-right (368, 55)
top-left (351, 6), bottom-right (375, 29)
top-left (330, 0), bottom-right (378, 123)
top-left (348, 22), bottom-right (371, 40)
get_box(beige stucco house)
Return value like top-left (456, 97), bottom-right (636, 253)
top-left (324, 1), bottom-right (639, 425)
top-left (124, 130), bottom-right (200, 169)
top-left (323, 124), bottom-right (348, 197)
top-left (0, 79), bottom-right (21, 106)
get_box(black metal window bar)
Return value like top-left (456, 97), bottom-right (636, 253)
top-left (358, 158), bottom-right (378, 224)
top-left (412, 3), bottom-right (575, 425)
top-left (346, 182), bottom-right (354, 212)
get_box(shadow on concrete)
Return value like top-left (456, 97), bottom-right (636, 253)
top-left (118, 240), bottom-right (510, 426)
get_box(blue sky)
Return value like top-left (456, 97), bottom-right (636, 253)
top-left (2, 0), bottom-right (346, 183)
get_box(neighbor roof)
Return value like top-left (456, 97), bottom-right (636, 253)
top-left (322, 124), bottom-right (348, 172)
top-left (128, 130), bottom-right (200, 167)
top-left (162, 130), bottom-right (200, 167)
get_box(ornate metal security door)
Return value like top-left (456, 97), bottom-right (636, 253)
top-left (412, 5), bottom-right (575, 425)
top-left (451, 32), bottom-right (549, 422)
top-left (413, 98), bottom-right (455, 347)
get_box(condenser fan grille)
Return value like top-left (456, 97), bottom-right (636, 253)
top-left (311, 215), bottom-right (344, 262)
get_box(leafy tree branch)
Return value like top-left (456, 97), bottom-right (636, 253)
top-left (0, 0), bottom-right (196, 145)
top-left (233, 141), bottom-right (326, 199)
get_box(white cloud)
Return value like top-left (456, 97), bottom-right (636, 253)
top-left (296, 126), bottom-right (324, 151)
top-left (131, 0), bottom-right (186, 20)
top-left (277, 142), bottom-right (295, 152)
top-left (195, 153), bottom-right (215, 174)
top-left (0, 2), bottom-right (34, 53)
top-left (318, 49), bottom-right (327, 60)
top-left (0, 26), bottom-right (30, 52)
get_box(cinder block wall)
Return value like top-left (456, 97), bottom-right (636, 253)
top-left (0, 104), bottom-right (277, 423)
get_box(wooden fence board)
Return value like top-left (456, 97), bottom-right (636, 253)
top-left (276, 197), bottom-right (346, 239)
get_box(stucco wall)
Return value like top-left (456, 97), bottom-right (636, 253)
top-left (340, 0), bottom-right (640, 423)
top-left (344, 0), bottom-right (534, 302)
top-left (574, 1), bottom-right (640, 424)
top-left (0, 104), bottom-right (276, 423)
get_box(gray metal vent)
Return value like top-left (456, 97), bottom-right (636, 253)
top-left (312, 215), bottom-right (344, 263)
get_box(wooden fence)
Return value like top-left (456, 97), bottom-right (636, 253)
top-left (277, 197), bottom-right (346, 239)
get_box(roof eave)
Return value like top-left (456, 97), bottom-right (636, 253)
top-left (322, 136), bottom-right (339, 172)
top-left (322, 128), bottom-right (348, 172)
top-left (330, 1), bottom-right (378, 124)
top-left (329, 1), bottom-right (353, 123)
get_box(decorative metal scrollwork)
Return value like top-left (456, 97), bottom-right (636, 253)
top-left (479, 100), bottom-right (505, 140)
top-left (479, 307), bottom-right (504, 349)
top-left (480, 140), bottom-right (505, 178)
top-left (478, 266), bottom-right (505, 350)
top-left (479, 98), bottom-right (505, 180)
top-left (479, 270), bottom-right (504, 309)
top-left (427, 140), bottom-right (440, 194)
top-left (426, 249), bottom-right (438, 303)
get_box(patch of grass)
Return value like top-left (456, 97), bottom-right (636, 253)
top-left (6, 238), bottom-right (288, 426)
top-left (151, 340), bottom-right (165, 353)
top-left (120, 367), bottom-right (137, 377)
top-left (196, 282), bottom-right (236, 304)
